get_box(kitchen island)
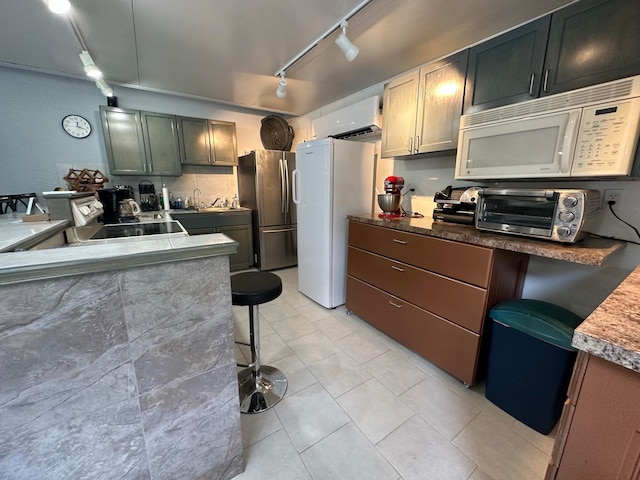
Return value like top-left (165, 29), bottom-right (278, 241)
top-left (0, 226), bottom-right (243, 480)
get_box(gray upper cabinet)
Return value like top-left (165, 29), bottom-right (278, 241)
top-left (463, 17), bottom-right (550, 114)
top-left (140, 111), bottom-right (182, 176)
top-left (177, 117), bottom-right (238, 166)
top-left (542, 0), bottom-right (640, 96)
top-left (382, 50), bottom-right (468, 157)
top-left (100, 106), bottom-right (181, 176)
top-left (464, 0), bottom-right (640, 113)
top-left (100, 106), bottom-right (147, 175)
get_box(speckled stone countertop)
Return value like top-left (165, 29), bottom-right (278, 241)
top-left (348, 214), bottom-right (624, 266)
top-left (572, 266), bottom-right (640, 373)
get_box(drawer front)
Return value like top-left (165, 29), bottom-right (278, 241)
top-left (346, 276), bottom-right (480, 385)
top-left (348, 221), bottom-right (493, 288)
top-left (348, 246), bottom-right (488, 333)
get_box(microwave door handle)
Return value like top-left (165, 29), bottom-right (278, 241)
top-left (481, 188), bottom-right (556, 200)
top-left (560, 110), bottom-right (582, 175)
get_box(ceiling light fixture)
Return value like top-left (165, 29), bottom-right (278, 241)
top-left (276, 72), bottom-right (287, 98)
top-left (335, 20), bottom-right (359, 62)
top-left (79, 50), bottom-right (102, 79)
top-left (273, 0), bottom-right (372, 90)
top-left (43, 0), bottom-right (71, 14)
top-left (95, 78), bottom-right (114, 97)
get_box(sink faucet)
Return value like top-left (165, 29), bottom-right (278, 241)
top-left (192, 188), bottom-right (202, 209)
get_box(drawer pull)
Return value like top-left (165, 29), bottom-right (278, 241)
top-left (391, 265), bottom-right (404, 272)
top-left (392, 239), bottom-right (407, 245)
top-left (388, 301), bottom-right (403, 308)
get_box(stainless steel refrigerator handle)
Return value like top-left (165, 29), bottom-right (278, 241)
top-left (279, 157), bottom-right (285, 213)
top-left (284, 156), bottom-right (290, 214)
top-left (263, 228), bottom-right (296, 234)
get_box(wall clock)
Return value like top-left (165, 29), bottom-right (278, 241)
top-left (62, 114), bottom-right (92, 138)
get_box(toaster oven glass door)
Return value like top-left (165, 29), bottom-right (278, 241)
top-left (477, 192), bottom-right (558, 237)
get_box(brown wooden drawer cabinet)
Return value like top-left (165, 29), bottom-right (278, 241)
top-left (346, 221), bottom-right (528, 385)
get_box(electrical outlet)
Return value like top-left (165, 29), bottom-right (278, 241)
top-left (603, 189), bottom-right (623, 208)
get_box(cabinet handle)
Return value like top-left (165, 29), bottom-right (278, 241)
top-left (142, 163), bottom-right (146, 173)
top-left (414, 136), bottom-right (419, 154)
top-left (408, 136), bottom-right (413, 155)
top-left (388, 300), bottom-right (403, 308)
top-left (392, 239), bottom-right (407, 244)
top-left (391, 265), bottom-right (404, 272)
top-left (542, 69), bottom-right (550, 93)
top-left (528, 73), bottom-right (535, 96)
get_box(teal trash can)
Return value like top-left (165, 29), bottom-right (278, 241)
top-left (485, 299), bottom-right (583, 434)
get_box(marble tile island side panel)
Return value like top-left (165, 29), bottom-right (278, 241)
top-left (0, 256), bottom-right (243, 480)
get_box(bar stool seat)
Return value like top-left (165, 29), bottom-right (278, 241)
top-left (231, 272), bottom-right (287, 414)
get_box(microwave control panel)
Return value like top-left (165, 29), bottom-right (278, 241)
top-left (572, 98), bottom-right (640, 176)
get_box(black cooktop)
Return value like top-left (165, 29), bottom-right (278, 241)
top-left (91, 221), bottom-right (184, 239)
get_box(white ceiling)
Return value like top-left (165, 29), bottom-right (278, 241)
top-left (1, 0), bottom-right (577, 116)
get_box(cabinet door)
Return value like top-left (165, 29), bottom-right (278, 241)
top-left (220, 225), bottom-right (253, 271)
top-left (543, 0), bottom-right (640, 96)
top-left (210, 120), bottom-right (238, 166)
top-left (100, 106), bottom-right (147, 175)
top-left (415, 50), bottom-right (468, 153)
top-left (381, 70), bottom-right (419, 157)
top-left (177, 116), bottom-right (211, 165)
top-left (464, 16), bottom-right (551, 113)
top-left (140, 111), bottom-right (181, 176)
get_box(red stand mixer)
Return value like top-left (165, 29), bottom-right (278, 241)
top-left (377, 176), bottom-right (405, 218)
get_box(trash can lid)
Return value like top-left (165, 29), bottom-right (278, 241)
top-left (489, 299), bottom-right (583, 350)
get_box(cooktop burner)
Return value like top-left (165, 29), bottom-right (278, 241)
top-left (91, 221), bottom-right (184, 239)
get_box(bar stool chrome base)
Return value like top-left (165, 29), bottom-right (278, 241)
top-left (238, 366), bottom-right (288, 413)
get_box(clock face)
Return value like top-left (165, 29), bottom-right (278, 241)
top-left (62, 115), bottom-right (92, 138)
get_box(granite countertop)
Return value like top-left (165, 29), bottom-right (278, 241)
top-left (0, 214), bottom-right (69, 253)
top-left (572, 265), bottom-right (640, 373)
top-left (348, 214), bottom-right (624, 267)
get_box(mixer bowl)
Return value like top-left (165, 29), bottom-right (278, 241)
top-left (377, 193), bottom-right (402, 213)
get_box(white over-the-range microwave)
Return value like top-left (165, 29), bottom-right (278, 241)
top-left (455, 75), bottom-right (640, 180)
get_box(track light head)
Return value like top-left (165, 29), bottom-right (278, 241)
top-left (335, 20), bottom-right (359, 62)
top-left (79, 50), bottom-right (102, 79)
top-left (95, 78), bottom-right (114, 97)
top-left (43, 0), bottom-right (70, 14)
top-left (276, 72), bottom-right (287, 98)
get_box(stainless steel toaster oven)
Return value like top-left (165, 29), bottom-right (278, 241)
top-left (475, 189), bottom-right (601, 243)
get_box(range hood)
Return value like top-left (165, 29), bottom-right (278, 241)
top-left (312, 96), bottom-right (382, 140)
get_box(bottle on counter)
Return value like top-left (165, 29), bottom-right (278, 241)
top-left (175, 195), bottom-right (183, 209)
top-left (185, 196), bottom-right (191, 209)
top-left (231, 194), bottom-right (239, 209)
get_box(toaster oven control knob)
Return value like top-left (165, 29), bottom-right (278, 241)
top-left (557, 226), bottom-right (572, 238)
top-left (563, 196), bottom-right (579, 207)
top-left (558, 211), bottom-right (576, 222)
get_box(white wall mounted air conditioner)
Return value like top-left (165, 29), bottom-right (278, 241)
top-left (312, 96), bottom-right (382, 140)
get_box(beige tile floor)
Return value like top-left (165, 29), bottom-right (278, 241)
top-left (232, 267), bottom-right (555, 480)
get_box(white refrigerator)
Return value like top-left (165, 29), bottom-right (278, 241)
top-left (293, 137), bottom-right (375, 308)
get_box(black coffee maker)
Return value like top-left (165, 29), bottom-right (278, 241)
top-left (138, 180), bottom-right (159, 211)
top-left (98, 185), bottom-right (135, 223)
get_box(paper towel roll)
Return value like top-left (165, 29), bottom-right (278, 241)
top-left (162, 185), bottom-right (170, 211)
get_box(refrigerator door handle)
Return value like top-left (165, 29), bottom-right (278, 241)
top-left (283, 157), bottom-right (290, 214)
top-left (279, 157), bottom-right (285, 213)
top-left (292, 169), bottom-right (300, 205)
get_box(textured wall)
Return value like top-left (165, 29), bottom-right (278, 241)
top-left (0, 256), bottom-right (243, 480)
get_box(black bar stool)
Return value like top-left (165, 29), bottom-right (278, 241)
top-left (231, 272), bottom-right (288, 413)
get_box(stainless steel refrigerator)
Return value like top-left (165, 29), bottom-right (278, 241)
top-left (237, 150), bottom-right (297, 271)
